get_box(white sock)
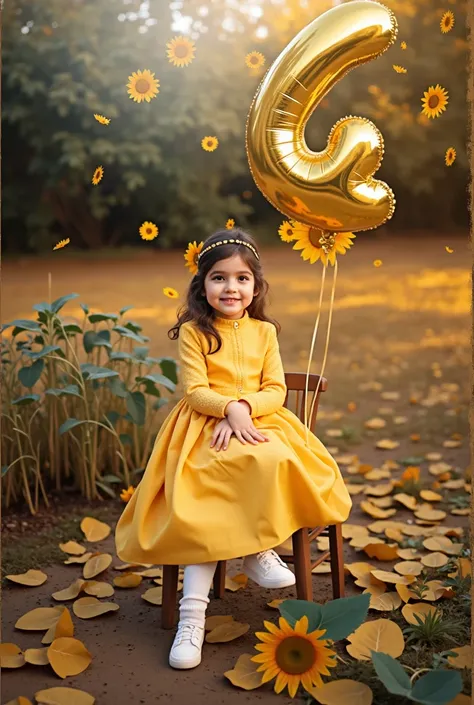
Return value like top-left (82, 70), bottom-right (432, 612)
top-left (178, 562), bottom-right (217, 627)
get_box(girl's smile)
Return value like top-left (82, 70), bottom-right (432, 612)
top-left (204, 254), bottom-right (256, 319)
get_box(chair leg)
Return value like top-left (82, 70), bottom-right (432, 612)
top-left (213, 560), bottom-right (226, 598)
top-left (292, 529), bottom-right (313, 601)
top-left (328, 524), bottom-right (345, 598)
top-left (162, 565), bottom-right (179, 629)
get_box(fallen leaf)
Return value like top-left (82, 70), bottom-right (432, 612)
top-left (267, 599), bottom-right (284, 609)
top-left (0, 643), bottom-right (26, 668)
top-left (362, 585), bottom-right (386, 598)
top-left (80, 517), bottom-right (111, 542)
top-left (364, 543), bottom-right (399, 561)
top-left (395, 583), bottom-right (418, 602)
top-left (370, 570), bottom-right (416, 585)
top-left (59, 541), bottom-right (86, 556)
top-left (364, 483), bottom-right (394, 497)
top-left (429, 462), bottom-right (452, 476)
top-left (397, 548), bottom-right (422, 560)
top-left (385, 528), bottom-right (404, 543)
top-left (425, 452), bottom-right (442, 461)
top-left (381, 392), bottom-right (400, 401)
top-left (393, 493), bottom-right (418, 510)
top-left (82, 581), bottom-right (115, 598)
top-left (393, 416), bottom-right (408, 425)
top-left (225, 575), bottom-right (248, 592)
top-left (393, 561), bottom-right (423, 577)
top-left (6, 569), bottom-right (48, 586)
top-left (342, 525), bottom-right (369, 539)
top-left (350, 535), bottom-right (382, 549)
top-left (133, 568), bottom-right (163, 578)
top-left (205, 621), bottom-right (250, 643)
top-left (414, 508), bottom-right (446, 522)
top-left (369, 592), bottom-right (402, 611)
top-left (370, 497), bottom-right (394, 509)
top-left (443, 440), bottom-right (461, 448)
top-left (47, 637), bottom-right (92, 678)
top-left (15, 607), bottom-right (64, 631)
top-left (312, 562), bottom-right (332, 574)
top-left (355, 573), bottom-right (386, 590)
top-left (34, 686), bottom-right (96, 705)
top-left (72, 597), bottom-right (119, 619)
top-left (346, 484), bottom-right (367, 495)
top-left (447, 646), bottom-right (471, 669)
top-left (365, 418), bottom-right (386, 430)
top-left (368, 520), bottom-right (406, 533)
top-left (360, 501), bottom-right (397, 519)
top-left (421, 552), bottom-right (449, 568)
top-left (3, 697), bottom-right (33, 705)
top-left (113, 573), bottom-right (142, 588)
top-left (422, 580), bottom-right (448, 601)
top-left (205, 615), bottom-right (234, 631)
top-left (365, 469), bottom-right (392, 481)
top-left (376, 440), bottom-right (400, 450)
top-left (224, 653), bottom-right (264, 691)
top-left (346, 619), bottom-right (404, 660)
top-left (345, 562), bottom-right (377, 579)
top-left (420, 490), bottom-right (442, 502)
top-left (52, 580), bottom-right (87, 601)
top-left (24, 647), bottom-right (50, 665)
top-left (64, 553), bottom-right (94, 565)
top-left (83, 553), bottom-right (112, 579)
top-left (308, 679), bottom-right (373, 704)
top-left (401, 602), bottom-right (437, 625)
top-left (141, 587), bottom-right (163, 605)
top-left (422, 536), bottom-right (462, 555)
top-left (451, 508), bottom-right (470, 516)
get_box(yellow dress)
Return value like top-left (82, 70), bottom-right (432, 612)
top-left (115, 310), bottom-right (352, 565)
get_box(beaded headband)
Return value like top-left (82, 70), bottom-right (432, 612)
top-left (197, 238), bottom-right (260, 263)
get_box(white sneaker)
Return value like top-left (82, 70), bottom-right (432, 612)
top-left (169, 622), bottom-right (205, 669)
top-left (242, 549), bottom-right (296, 588)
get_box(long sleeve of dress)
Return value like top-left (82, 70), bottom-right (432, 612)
top-left (178, 323), bottom-right (239, 418)
top-left (240, 324), bottom-right (287, 418)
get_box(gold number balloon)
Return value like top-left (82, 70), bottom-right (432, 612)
top-left (246, 0), bottom-right (398, 233)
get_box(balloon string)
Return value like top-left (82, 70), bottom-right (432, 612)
top-left (307, 258), bottom-right (339, 441)
top-left (304, 264), bottom-right (326, 444)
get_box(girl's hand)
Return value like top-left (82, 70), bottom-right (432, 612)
top-left (225, 401), bottom-right (269, 446)
top-left (210, 418), bottom-right (234, 451)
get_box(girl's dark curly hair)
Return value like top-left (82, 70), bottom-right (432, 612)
top-left (168, 228), bottom-right (280, 354)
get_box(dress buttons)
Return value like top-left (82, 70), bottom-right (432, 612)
top-left (233, 321), bottom-right (239, 328)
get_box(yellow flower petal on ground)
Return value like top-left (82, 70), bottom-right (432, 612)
top-left (91, 166), bottom-right (104, 185)
top-left (126, 69), bottom-right (159, 103)
top-left (447, 646), bottom-right (471, 669)
top-left (245, 51), bottom-right (265, 69)
top-left (47, 637), bottom-right (92, 678)
top-left (166, 36), bottom-right (196, 67)
top-left (93, 113), bottom-right (110, 125)
top-left (80, 517), bottom-right (111, 542)
top-left (6, 569), bottom-right (48, 586)
top-left (346, 619), bottom-right (405, 660)
top-left (421, 85), bottom-right (448, 119)
top-left (440, 10), bottom-right (455, 33)
top-left (401, 602), bottom-right (437, 625)
top-left (201, 136), bottom-right (219, 152)
top-left (139, 221), bottom-right (159, 241)
top-left (445, 147), bottom-right (456, 166)
top-left (307, 679), bottom-right (373, 704)
top-left (163, 287), bottom-right (179, 299)
top-left (0, 643), bottom-right (26, 668)
top-left (34, 687), bottom-right (96, 705)
top-left (224, 653), bottom-right (265, 690)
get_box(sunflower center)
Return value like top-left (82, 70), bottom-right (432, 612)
top-left (428, 95), bottom-right (440, 109)
top-left (287, 229), bottom-right (293, 236)
top-left (250, 56), bottom-right (258, 64)
top-left (207, 140), bottom-right (214, 147)
top-left (135, 78), bottom-right (151, 94)
top-left (174, 44), bottom-right (190, 58)
top-left (146, 228), bottom-right (152, 234)
top-left (275, 636), bottom-right (315, 675)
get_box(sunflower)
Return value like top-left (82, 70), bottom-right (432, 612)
top-left (291, 222), bottom-right (356, 266)
top-left (420, 84), bottom-right (448, 119)
top-left (445, 147), bottom-right (456, 166)
top-left (163, 287), bottom-right (179, 299)
top-left (184, 241), bottom-right (204, 275)
top-left (440, 11), bottom-right (455, 33)
top-left (278, 220), bottom-right (298, 243)
top-left (93, 113), bottom-right (110, 125)
top-left (53, 238), bottom-right (70, 250)
top-left (120, 485), bottom-right (135, 503)
top-left (139, 221), bottom-right (159, 241)
top-left (245, 51), bottom-right (265, 69)
top-left (201, 136), bottom-right (219, 152)
top-left (393, 64), bottom-right (407, 74)
top-left (127, 69), bottom-right (160, 103)
top-left (251, 616), bottom-right (337, 698)
top-left (92, 166), bottom-right (104, 185)
top-left (373, 259), bottom-right (383, 267)
top-left (400, 41), bottom-right (407, 49)
top-left (226, 219), bottom-right (235, 229)
top-left (166, 35), bottom-right (196, 67)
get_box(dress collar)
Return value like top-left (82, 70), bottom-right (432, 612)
top-left (213, 309), bottom-right (250, 329)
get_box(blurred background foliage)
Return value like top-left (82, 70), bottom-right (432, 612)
top-left (2, 0), bottom-right (469, 254)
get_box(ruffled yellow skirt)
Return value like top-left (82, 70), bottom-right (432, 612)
top-left (115, 400), bottom-right (352, 565)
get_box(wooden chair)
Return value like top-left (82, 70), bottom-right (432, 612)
top-left (161, 372), bottom-right (345, 629)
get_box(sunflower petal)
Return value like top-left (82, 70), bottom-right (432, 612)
top-left (274, 671), bottom-right (289, 694)
top-left (295, 615), bottom-right (309, 634)
top-left (261, 666), bottom-right (280, 684)
top-left (288, 675), bottom-right (300, 698)
top-left (263, 620), bottom-right (282, 636)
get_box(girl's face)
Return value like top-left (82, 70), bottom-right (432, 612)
top-left (203, 254), bottom-right (256, 320)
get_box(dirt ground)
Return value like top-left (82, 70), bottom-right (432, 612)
top-left (1, 233), bottom-right (471, 704)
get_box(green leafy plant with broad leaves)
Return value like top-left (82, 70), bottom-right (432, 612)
top-left (278, 593), bottom-right (371, 642)
top-left (371, 651), bottom-right (462, 705)
top-left (1, 292), bottom-right (178, 512)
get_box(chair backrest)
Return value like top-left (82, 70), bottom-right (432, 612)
top-left (283, 372), bottom-right (328, 433)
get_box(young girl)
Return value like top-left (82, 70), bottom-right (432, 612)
top-left (115, 228), bottom-right (352, 670)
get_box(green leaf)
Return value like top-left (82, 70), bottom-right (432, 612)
top-left (80, 303), bottom-right (90, 315)
top-left (101, 474), bottom-right (122, 484)
top-left (119, 433), bottom-right (133, 446)
top-left (88, 312), bottom-right (119, 323)
top-left (59, 418), bottom-right (84, 435)
top-left (51, 293), bottom-right (79, 313)
top-left (318, 593), bottom-right (370, 642)
top-left (83, 330), bottom-right (112, 353)
top-left (3, 319), bottom-right (42, 334)
top-left (105, 410), bottom-right (122, 426)
top-left (112, 325), bottom-right (148, 343)
top-left (45, 384), bottom-right (81, 398)
top-left (81, 364), bottom-right (119, 381)
top-left (137, 372), bottom-right (176, 393)
top-left (109, 351), bottom-right (134, 362)
top-left (119, 305), bottom-right (134, 316)
top-left (27, 345), bottom-right (62, 360)
top-left (126, 390), bottom-right (146, 426)
top-left (18, 359), bottom-right (45, 388)
top-left (133, 346), bottom-right (149, 361)
top-left (95, 480), bottom-right (116, 499)
top-left (32, 302), bottom-right (53, 315)
top-left (137, 377), bottom-right (161, 398)
top-left (107, 376), bottom-right (128, 398)
top-left (400, 456), bottom-right (425, 466)
top-left (59, 323), bottom-right (83, 335)
top-left (410, 669), bottom-right (463, 705)
top-left (159, 357), bottom-right (178, 384)
top-left (12, 394), bottom-right (41, 406)
top-left (278, 599), bottom-right (322, 632)
top-left (152, 397), bottom-right (169, 410)
top-left (371, 652), bottom-right (412, 697)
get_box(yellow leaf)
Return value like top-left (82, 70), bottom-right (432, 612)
top-left (395, 583), bottom-right (418, 602)
top-left (267, 599), bottom-right (284, 609)
top-left (205, 621), bottom-right (250, 643)
top-left (34, 686), bottom-right (95, 705)
top-left (376, 439), bottom-right (400, 450)
top-left (401, 602), bottom-right (437, 625)
top-left (397, 548), bottom-right (422, 560)
top-left (24, 647), bottom-right (50, 665)
top-left (308, 679), bottom-right (373, 704)
top-left (224, 653), bottom-right (264, 690)
top-left (422, 536), bottom-right (461, 555)
top-left (133, 568), bottom-right (163, 578)
top-left (312, 562), bottom-right (332, 574)
top-left (420, 490), bottom-right (442, 502)
top-left (83, 553), bottom-right (112, 579)
top-left (447, 646), bottom-right (471, 669)
top-left (346, 619), bottom-right (405, 660)
top-left (370, 497), bottom-right (394, 509)
top-left (368, 520), bottom-right (406, 533)
top-left (205, 615), bottom-right (234, 631)
top-left (422, 580), bottom-right (448, 601)
top-left (317, 537), bottom-right (330, 551)
top-left (414, 508), bottom-right (446, 522)
top-left (47, 637), bottom-right (92, 679)
top-left (364, 543), bottom-right (399, 561)
top-left (52, 579), bottom-right (87, 601)
top-left (72, 597), bottom-right (119, 619)
top-left (350, 535), bottom-right (381, 549)
top-left (394, 561), bottom-right (423, 577)
top-left (225, 575), bottom-right (247, 592)
top-left (393, 416), bottom-right (408, 425)
top-left (429, 462), bottom-right (452, 476)
top-left (82, 581), bottom-right (115, 598)
top-left (364, 483), bottom-right (394, 497)
top-left (15, 607), bottom-right (64, 631)
top-left (345, 562), bottom-right (377, 578)
top-left (342, 524), bottom-right (369, 539)
top-left (381, 391), bottom-right (400, 401)
top-left (113, 572), bottom-right (142, 588)
top-left (80, 516), bottom-right (111, 542)
top-left (230, 573), bottom-right (248, 585)
top-left (0, 643), bottom-right (26, 668)
top-left (6, 569), bottom-right (48, 586)
top-left (451, 508), bottom-right (470, 516)
top-left (385, 528), bottom-right (404, 543)
top-left (346, 484), bottom-right (367, 495)
top-left (355, 573), bottom-right (386, 590)
top-left (443, 440), bottom-right (461, 448)
top-left (425, 452), bottom-right (442, 461)
top-left (421, 552), bottom-right (449, 568)
top-left (360, 501), bottom-right (397, 519)
top-left (369, 592), bottom-right (402, 611)
top-left (370, 570), bottom-right (416, 585)
top-left (42, 607), bottom-right (74, 644)
top-left (365, 417), bottom-right (386, 430)
top-left (393, 493), bottom-right (418, 510)
top-left (365, 469), bottom-right (392, 481)
top-left (3, 698), bottom-right (33, 705)
top-left (443, 479), bottom-right (465, 490)
top-left (363, 585), bottom-right (386, 598)
top-left (64, 553), bottom-right (94, 565)
top-left (59, 541), bottom-right (86, 555)
top-left (141, 587), bottom-right (163, 605)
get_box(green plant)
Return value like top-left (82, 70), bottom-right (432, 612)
top-left (1, 291), bottom-right (178, 512)
top-left (402, 609), bottom-right (462, 647)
